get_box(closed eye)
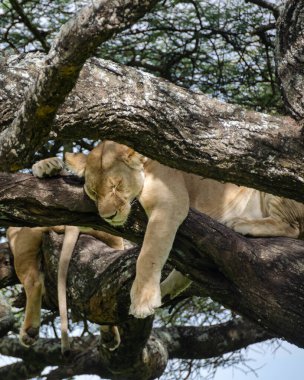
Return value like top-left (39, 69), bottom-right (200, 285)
top-left (84, 184), bottom-right (97, 201)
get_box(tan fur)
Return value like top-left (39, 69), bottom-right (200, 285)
top-left (57, 225), bottom-right (80, 354)
top-left (66, 140), bottom-right (304, 319)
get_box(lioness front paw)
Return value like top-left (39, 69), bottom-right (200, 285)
top-left (19, 326), bottom-right (40, 347)
top-left (129, 279), bottom-right (161, 319)
top-left (32, 157), bottom-right (64, 178)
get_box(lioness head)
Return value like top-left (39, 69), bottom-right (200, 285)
top-left (65, 141), bottom-right (146, 226)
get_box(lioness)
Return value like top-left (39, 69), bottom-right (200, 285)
top-left (44, 140), bottom-right (304, 319)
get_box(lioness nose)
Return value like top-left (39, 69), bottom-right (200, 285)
top-left (104, 211), bottom-right (117, 220)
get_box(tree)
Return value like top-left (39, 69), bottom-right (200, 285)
top-left (0, 0), bottom-right (303, 379)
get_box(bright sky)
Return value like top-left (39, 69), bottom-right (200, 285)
top-left (214, 341), bottom-right (304, 380)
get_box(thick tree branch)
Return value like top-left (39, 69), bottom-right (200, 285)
top-left (0, 318), bottom-right (271, 380)
top-left (0, 332), bottom-right (166, 380)
top-left (0, 174), bottom-right (303, 349)
top-left (1, 55), bottom-right (304, 201)
top-left (0, 361), bottom-right (45, 380)
top-left (155, 318), bottom-right (273, 360)
top-left (0, 337), bottom-right (102, 380)
top-left (0, 0), bottom-right (159, 171)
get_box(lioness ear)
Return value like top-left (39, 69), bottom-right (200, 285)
top-left (65, 152), bottom-right (87, 177)
top-left (122, 148), bottom-right (147, 170)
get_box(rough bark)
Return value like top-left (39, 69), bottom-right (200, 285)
top-left (0, 295), bottom-right (15, 339)
top-left (276, 0), bottom-right (304, 121)
top-left (0, 173), bottom-right (303, 350)
top-left (0, 0), bottom-right (159, 171)
top-left (155, 319), bottom-right (273, 360)
top-left (1, 53), bottom-right (304, 202)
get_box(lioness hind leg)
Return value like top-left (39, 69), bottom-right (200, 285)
top-left (161, 269), bottom-right (192, 302)
top-left (227, 217), bottom-right (299, 238)
top-left (21, 270), bottom-right (45, 346)
top-left (7, 227), bottom-right (45, 346)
